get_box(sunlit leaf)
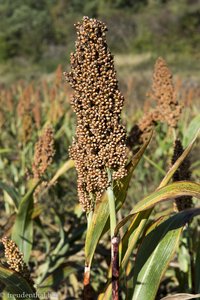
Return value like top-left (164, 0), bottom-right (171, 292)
top-left (131, 208), bottom-right (200, 300)
top-left (11, 179), bottom-right (40, 263)
top-left (115, 181), bottom-right (200, 235)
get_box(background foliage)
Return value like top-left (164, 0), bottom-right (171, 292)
top-left (0, 0), bottom-right (199, 299)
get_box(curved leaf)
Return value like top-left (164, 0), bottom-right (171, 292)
top-left (0, 182), bottom-right (20, 209)
top-left (11, 179), bottom-right (40, 263)
top-left (160, 129), bottom-right (199, 188)
top-left (49, 159), bottom-right (74, 186)
top-left (131, 208), bottom-right (200, 300)
top-left (0, 266), bottom-right (38, 299)
top-left (115, 181), bottom-right (200, 235)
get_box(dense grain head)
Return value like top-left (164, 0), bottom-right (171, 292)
top-left (32, 126), bottom-right (55, 178)
top-left (64, 16), bottom-right (127, 212)
top-left (1, 237), bottom-right (33, 286)
top-left (151, 57), bottom-right (182, 127)
top-left (172, 139), bottom-right (193, 211)
top-left (139, 57), bottom-right (182, 141)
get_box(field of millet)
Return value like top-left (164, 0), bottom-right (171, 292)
top-left (0, 16), bottom-right (200, 300)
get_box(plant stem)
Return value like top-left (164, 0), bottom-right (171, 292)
top-left (107, 168), bottom-right (119, 300)
top-left (87, 210), bottom-right (93, 230)
top-left (83, 210), bottom-right (94, 300)
top-left (107, 169), bottom-right (117, 237)
top-left (143, 154), bottom-right (165, 175)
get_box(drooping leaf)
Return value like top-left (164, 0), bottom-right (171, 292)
top-left (131, 208), bottom-right (200, 300)
top-left (160, 129), bottom-right (199, 188)
top-left (11, 179), bottom-right (40, 263)
top-left (49, 159), bottom-right (74, 186)
top-left (115, 181), bottom-right (200, 235)
top-left (0, 266), bottom-right (38, 299)
top-left (0, 182), bottom-right (20, 209)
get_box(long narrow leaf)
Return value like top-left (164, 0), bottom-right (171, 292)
top-left (0, 182), bottom-right (20, 209)
top-left (115, 181), bottom-right (200, 235)
top-left (11, 179), bottom-right (40, 262)
top-left (159, 129), bottom-right (199, 188)
top-left (131, 208), bottom-right (200, 300)
top-left (0, 266), bottom-right (38, 299)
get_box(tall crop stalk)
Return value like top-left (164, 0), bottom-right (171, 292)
top-left (65, 16), bottom-right (127, 298)
top-left (107, 168), bottom-right (119, 299)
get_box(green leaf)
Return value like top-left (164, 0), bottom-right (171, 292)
top-left (49, 159), bottom-right (74, 186)
top-left (85, 134), bottom-right (152, 268)
top-left (159, 129), bottom-right (199, 188)
top-left (115, 181), bottom-right (200, 235)
top-left (11, 179), bottom-right (40, 263)
top-left (0, 182), bottom-right (20, 209)
top-left (2, 290), bottom-right (16, 300)
top-left (0, 266), bottom-right (38, 300)
top-left (183, 116), bottom-right (200, 147)
top-left (0, 148), bottom-right (12, 154)
top-left (131, 208), bottom-right (200, 300)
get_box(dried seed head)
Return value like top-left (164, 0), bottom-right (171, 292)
top-left (151, 57), bottom-right (182, 127)
top-left (32, 126), bottom-right (55, 178)
top-left (172, 139), bottom-right (193, 211)
top-left (139, 57), bottom-right (182, 141)
top-left (65, 17), bottom-right (127, 212)
top-left (1, 237), bottom-right (33, 285)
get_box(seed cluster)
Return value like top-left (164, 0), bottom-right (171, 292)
top-left (172, 139), bottom-right (193, 211)
top-left (1, 237), bottom-right (32, 283)
top-left (151, 57), bottom-right (182, 127)
top-left (139, 57), bottom-right (182, 140)
top-left (65, 17), bottom-right (127, 211)
top-left (32, 126), bottom-right (55, 178)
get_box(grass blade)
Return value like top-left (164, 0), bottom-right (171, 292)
top-left (115, 181), bottom-right (200, 235)
top-left (0, 266), bottom-right (38, 299)
top-left (11, 179), bottom-right (40, 263)
top-left (131, 208), bottom-right (200, 300)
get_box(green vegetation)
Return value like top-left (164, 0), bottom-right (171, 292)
top-left (0, 5), bottom-right (199, 300)
top-left (0, 0), bottom-right (199, 82)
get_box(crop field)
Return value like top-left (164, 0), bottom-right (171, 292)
top-left (0, 5), bottom-right (200, 300)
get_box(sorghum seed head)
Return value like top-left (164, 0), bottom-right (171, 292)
top-left (1, 237), bottom-right (34, 288)
top-left (65, 16), bottom-right (127, 212)
top-left (32, 126), bottom-right (55, 178)
top-left (139, 57), bottom-right (182, 141)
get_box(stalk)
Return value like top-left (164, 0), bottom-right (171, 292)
top-left (186, 223), bottom-right (195, 292)
top-left (107, 169), bottom-right (119, 300)
top-left (83, 210), bottom-right (93, 300)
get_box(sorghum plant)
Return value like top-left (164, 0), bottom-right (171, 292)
top-left (65, 16), bottom-right (128, 298)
